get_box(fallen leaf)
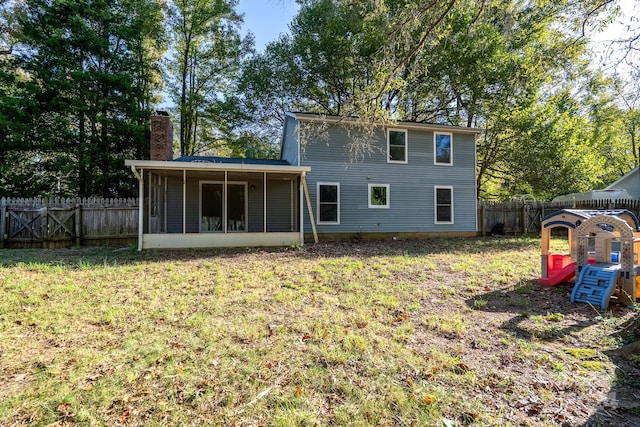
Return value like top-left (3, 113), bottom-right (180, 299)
top-left (295, 386), bottom-right (303, 397)
top-left (119, 409), bottom-right (130, 423)
top-left (57, 402), bottom-right (71, 412)
top-left (422, 394), bottom-right (435, 404)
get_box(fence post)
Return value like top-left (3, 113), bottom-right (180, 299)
top-left (523, 203), bottom-right (529, 236)
top-left (41, 206), bottom-right (48, 248)
top-left (75, 204), bottom-right (82, 246)
top-left (0, 198), bottom-right (6, 249)
top-left (479, 202), bottom-right (485, 237)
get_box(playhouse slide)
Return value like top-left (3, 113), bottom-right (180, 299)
top-left (538, 262), bottom-right (577, 286)
top-left (570, 263), bottom-right (621, 309)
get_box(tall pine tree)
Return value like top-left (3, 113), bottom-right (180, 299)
top-left (3, 0), bottom-right (165, 197)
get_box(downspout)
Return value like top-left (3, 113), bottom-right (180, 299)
top-left (130, 165), bottom-right (144, 251)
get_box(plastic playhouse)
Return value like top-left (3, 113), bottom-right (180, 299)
top-left (539, 209), bottom-right (640, 309)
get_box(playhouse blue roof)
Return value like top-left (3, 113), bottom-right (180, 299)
top-left (541, 209), bottom-right (640, 231)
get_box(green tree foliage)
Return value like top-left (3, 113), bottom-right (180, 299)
top-left (240, 0), bottom-right (635, 200)
top-left (167, 0), bottom-right (249, 157)
top-left (0, 0), bottom-right (165, 198)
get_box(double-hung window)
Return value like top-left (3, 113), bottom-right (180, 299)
top-left (434, 132), bottom-right (453, 165)
top-left (387, 129), bottom-right (408, 163)
top-left (317, 182), bottom-right (340, 224)
top-left (368, 184), bottom-right (389, 208)
top-left (434, 186), bottom-right (453, 224)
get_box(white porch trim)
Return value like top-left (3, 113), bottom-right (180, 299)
top-left (143, 232), bottom-right (301, 249)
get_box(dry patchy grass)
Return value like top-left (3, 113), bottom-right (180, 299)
top-left (0, 237), bottom-right (639, 426)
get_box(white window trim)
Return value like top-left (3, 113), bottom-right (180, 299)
top-left (434, 131), bottom-right (453, 166)
top-left (317, 182), bottom-right (340, 225)
top-left (199, 180), bottom-right (248, 233)
top-left (387, 128), bottom-right (408, 164)
top-left (434, 186), bottom-right (454, 224)
top-left (368, 183), bottom-right (390, 209)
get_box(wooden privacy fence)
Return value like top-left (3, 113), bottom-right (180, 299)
top-left (3, 197), bottom-right (640, 248)
top-left (478, 199), bottom-right (640, 236)
top-left (0, 197), bottom-right (138, 249)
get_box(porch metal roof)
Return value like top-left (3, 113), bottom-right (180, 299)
top-left (173, 156), bottom-right (291, 166)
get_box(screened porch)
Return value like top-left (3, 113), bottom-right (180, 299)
top-left (125, 160), bottom-right (314, 249)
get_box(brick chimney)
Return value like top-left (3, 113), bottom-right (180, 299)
top-left (150, 111), bottom-right (173, 161)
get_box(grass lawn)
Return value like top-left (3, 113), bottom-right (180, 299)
top-left (1, 237), bottom-right (639, 426)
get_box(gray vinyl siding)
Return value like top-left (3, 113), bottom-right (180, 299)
top-left (248, 178), bottom-right (264, 232)
top-left (300, 124), bottom-right (477, 234)
top-left (167, 176), bottom-right (183, 233)
top-left (267, 179), bottom-right (296, 231)
top-left (280, 115), bottom-right (300, 165)
top-left (185, 176), bottom-right (199, 232)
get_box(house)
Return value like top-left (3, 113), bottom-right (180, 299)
top-left (282, 112), bottom-right (481, 239)
top-left (551, 189), bottom-right (631, 203)
top-left (550, 166), bottom-right (639, 203)
top-left (604, 166), bottom-right (640, 199)
top-left (125, 112), bottom-right (481, 250)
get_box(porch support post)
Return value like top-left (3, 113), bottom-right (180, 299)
top-left (263, 171), bottom-right (267, 232)
top-left (224, 171), bottom-right (228, 233)
top-left (301, 173), bottom-right (318, 244)
top-left (299, 175), bottom-right (304, 245)
top-left (182, 169), bottom-right (186, 234)
top-left (130, 166), bottom-right (144, 251)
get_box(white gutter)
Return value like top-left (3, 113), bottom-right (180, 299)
top-left (125, 159), bottom-right (310, 174)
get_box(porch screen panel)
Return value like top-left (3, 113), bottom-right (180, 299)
top-left (227, 184), bottom-right (246, 231)
top-left (201, 183), bottom-right (223, 231)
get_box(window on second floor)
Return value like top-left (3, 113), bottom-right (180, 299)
top-left (434, 132), bottom-right (453, 165)
top-left (387, 129), bottom-right (408, 163)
